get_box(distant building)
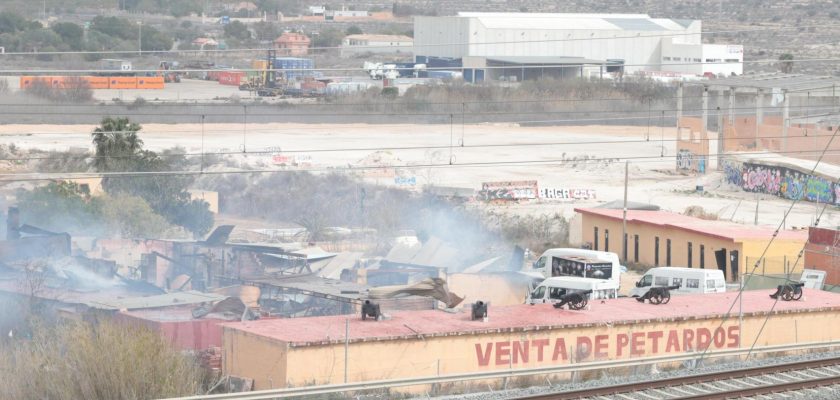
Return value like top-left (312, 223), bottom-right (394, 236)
top-left (274, 32), bottom-right (311, 56)
top-left (414, 13), bottom-right (743, 82)
top-left (804, 226), bottom-right (839, 286)
top-left (341, 34), bottom-right (413, 57)
top-left (327, 10), bottom-right (369, 20)
top-left (192, 37), bottom-right (219, 50)
top-left (575, 207), bottom-right (807, 282)
top-left (307, 5), bottom-right (325, 16)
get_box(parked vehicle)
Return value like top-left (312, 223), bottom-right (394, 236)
top-left (629, 267), bottom-right (725, 298)
top-left (527, 276), bottom-right (616, 304)
top-left (799, 269), bottom-right (826, 290)
top-left (529, 248), bottom-right (621, 287)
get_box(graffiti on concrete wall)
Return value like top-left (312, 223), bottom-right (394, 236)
top-left (539, 188), bottom-right (597, 201)
top-left (723, 160), bottom-right (839, 205)
top-left (676, 149), bottom-right (706, 173)
top-left (479, 181), bottom-right (539, 201)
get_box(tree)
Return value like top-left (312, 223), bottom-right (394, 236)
top-left (90, 16), bottom-right (135, 41)
top-left (311, 27), bottom-right (344, 50)
top-left (91, 117), bottom-right (214, 237)
top-left (223, 20), bottom-right (250, 40)
top-left (91, 117), bottom-right (145, 172)
top-left (140, 26), bottom-right (174, 51)
top-left (0, 11), bottom-right (29, 34)
top-left (0, 320), bottom-right (205, 399)
top-left (51, 22), bottom-right (83, 50)
top-left (779, 53), bottom-right (794, 73)
top-left (252, 20), bottom-right (279, 42)
top-left (345, 25), bottom-right (362, 35)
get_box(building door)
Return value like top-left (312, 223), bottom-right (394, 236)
top-left (666, 239), bottom-right (672, 266)
top-left (594, 227), bottom-right (599, 251)
top-left (688, 242), bottom-right (693, 268)
top-left (623, 233), bottom-right (628, 261)
top-left (730, 250), bottom-right (739, 281)
top-left (655, 237), bottom-right (660, 266)
top-left (715, 249), bottom-right (727, 279)
top-left (634, 235), bottom-right (639, 263)
top-left (605, 229), bottom-right (609, 252)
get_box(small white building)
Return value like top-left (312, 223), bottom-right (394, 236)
top-left (340, 34), bottom-right (414, 57)
top-left (661, 39), bottom-right (743, 76)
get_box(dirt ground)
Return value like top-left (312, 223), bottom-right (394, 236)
top-left (0, 122), bottom-right (836, 230)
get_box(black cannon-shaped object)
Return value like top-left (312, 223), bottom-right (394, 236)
top-left (471, 301), bottom-right (488, 320)
top-left (637, 285), bottom-right (681, 305)
top-left (769, 282), bottom-right (805, 301)
top-left (553, 290), bottom-right (592, 310)
top-left (361, 300), bottom-right (381, 320)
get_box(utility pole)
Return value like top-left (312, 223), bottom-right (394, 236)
top-left (622, 161), bottom-right (629, 262)
top-left (344, 318), bottom-right (350, 383)
top-left (137, 21), bottom-right (142, 53)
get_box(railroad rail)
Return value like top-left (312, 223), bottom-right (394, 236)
top-left (521, 356), bottom-right (840, 399)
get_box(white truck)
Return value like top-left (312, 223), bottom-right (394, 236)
top-left (629, 267), bottom-right (725, 297)
top-left (524, 248), bottom-right (622, 300)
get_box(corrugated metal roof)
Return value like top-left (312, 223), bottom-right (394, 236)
top-left (86, 291), bottom-right (228, 311)
top-left (222, 290), bottom-right (840, 346)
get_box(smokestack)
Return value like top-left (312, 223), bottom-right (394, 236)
top-left (6, 207), bottom-right (20, 240)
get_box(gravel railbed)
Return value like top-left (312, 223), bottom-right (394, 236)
top-left (416, 350), bottom-right (840, 400)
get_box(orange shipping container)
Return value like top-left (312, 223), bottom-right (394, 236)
top-left (108, 77), bottom-right (137, 89)
top-left (19, 76), bottom-right (36, 89)
top-left (47, 76), bottom-right (65, 88)
top-left (84, 76), bottom-right (110, 89)
top-left (136, 76), bottom-right (164, 89)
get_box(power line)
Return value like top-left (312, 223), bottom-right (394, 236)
top-left (0, 24), bottom-right (812, 57)
top-left (6, 133), bottom-right (840, 164)
top-left (3, 148), bottom-right (839, 182)
top-left (693, 124), bottom-right (840, 366)
top-left (0, 103), bottom-right (832, 118)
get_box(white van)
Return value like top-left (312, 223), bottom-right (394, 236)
top-left (527, 276), bottom-right (618, 305)
top-left (630, 267), bottom-right (726, 297)
top-left (529, 248), bottom-right (622, 292)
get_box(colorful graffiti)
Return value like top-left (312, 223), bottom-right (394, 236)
top-left (676, 149), bottom-right (706, 173)
top-left (723, 160), bottom-right (839, 206)
top-left (539, 188), bottom-right (597, 201)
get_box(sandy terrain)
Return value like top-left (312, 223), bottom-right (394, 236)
top-left (0, 122), bottom-right (836, 229)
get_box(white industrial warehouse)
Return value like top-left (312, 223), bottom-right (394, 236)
top-left (413, 12), bottom-right (743, 82)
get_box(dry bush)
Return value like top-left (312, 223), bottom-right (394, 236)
top-left (683, 205), bottom-right (719, 220)
top-left (24, 77), bottom-right (93, 103)
top-left (0, 319), bottom-right (205, 399)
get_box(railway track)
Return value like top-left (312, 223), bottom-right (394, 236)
top-left (520, 356), bottom-right (840, 399)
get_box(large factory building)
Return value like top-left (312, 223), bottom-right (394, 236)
top-left (413, 13), bottom-right (743, 82)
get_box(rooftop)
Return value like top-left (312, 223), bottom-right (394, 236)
top-left (452, 12), bottom-right (696, 32)
top-left (574, 208), bottom-right (808, 242)
top-left (223, 290), bottom-right (840, 346)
